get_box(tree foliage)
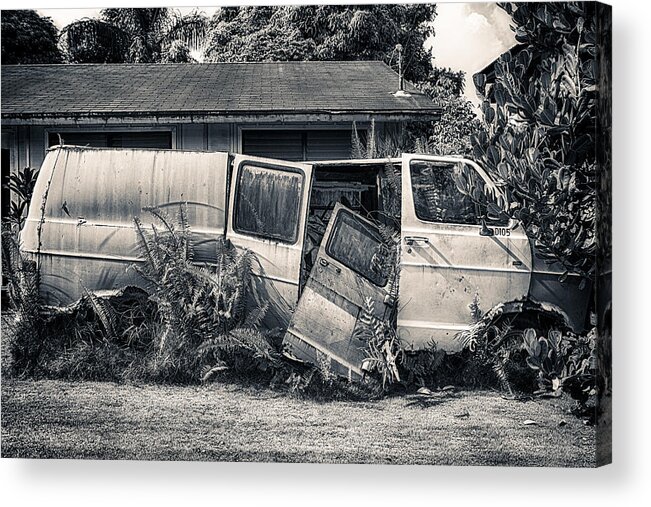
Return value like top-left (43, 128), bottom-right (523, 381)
top-left (470, 2), bottom-right (609, 279)
top-left (1, 10), bottom-right (63, 64)
top-left (204, 5), bottom-right (436, 82)
top-left (417, 68), bottom-right (485, 157)
top-left (60, 8), bottom-right (207, 63)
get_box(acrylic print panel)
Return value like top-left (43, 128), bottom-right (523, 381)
top-left (0, 2), bottom-right (611, 467)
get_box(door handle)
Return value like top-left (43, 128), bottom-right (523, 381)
top-left (318, 257), bottom-right (341, 274)
top-left (404, 236), bottom-right (429, 246)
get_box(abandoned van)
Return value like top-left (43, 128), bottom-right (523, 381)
top-left (20, 146), bottom-right (591, 378)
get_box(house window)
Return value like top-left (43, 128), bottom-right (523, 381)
top-left (242, 129), bottom-right (355, 161)
top-left (410, 160), bottom-right (480, 226)
top-left (326, 209), bottom-right (388, 287)
top-left (48, 131), bottom-right (172, 149)
top-left (234, 164), bottom-right (304, 244)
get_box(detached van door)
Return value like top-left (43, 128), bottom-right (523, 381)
top-left (282, 203), bottom-right (393, 380)
top-left (398, 154), bottom-right (532, 352)
top-left (226, 154), bottom-right (313, 329)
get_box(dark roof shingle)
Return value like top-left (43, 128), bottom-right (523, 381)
top-left (1, 61), bottom-right (440, 119)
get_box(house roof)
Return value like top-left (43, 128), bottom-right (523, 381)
top-left (1, 61), bottom-right (441, 123)
top-left (474, 44), bottom-right (527, 84)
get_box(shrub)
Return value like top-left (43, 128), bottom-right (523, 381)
top-left (1, 226), bottom-right (43, 377)
top-left (522, 327), bottom-right (597, 405)
top-left (131, 205), bottom-right (281, 383)
top-left (2, 165), bottom-right (39, 230)
top-left (471, 2), bottom-right (608, 282)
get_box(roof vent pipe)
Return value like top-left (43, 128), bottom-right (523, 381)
top-left (393, 44), bottom-right (411, 97)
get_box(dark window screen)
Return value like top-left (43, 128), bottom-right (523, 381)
top-left (326, 210), bottom-right (388, 287)
top-left (48, 131), bottom-right (172, 149)
top-left (242, 129), bottom-right (355, 161)
top-left (234, 164), bottom-right (303, 243)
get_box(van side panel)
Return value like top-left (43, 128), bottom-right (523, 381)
top-left (527, 239), bottom-right (591, 332)
top-left (20, 147), bottom-right (230, 306)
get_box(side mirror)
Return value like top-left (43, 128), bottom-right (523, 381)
top-left (479, 216), bottom-right (494, 237)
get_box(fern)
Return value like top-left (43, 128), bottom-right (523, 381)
top-left (82, 287), bottom-right (117, 341)
top-left (130, 205), bottom-right (274, 383)
top-left (456, 300), bottom-right (526, 394)
top-left (2, 225), bottom-right (44, 377)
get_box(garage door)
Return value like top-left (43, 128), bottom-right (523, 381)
top-left (242, 129), bottom-right (354, 161)
top-left (48, 131), bottom-right (173, 149)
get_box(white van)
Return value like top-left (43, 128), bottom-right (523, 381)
top-left (21, 146), bottom-right (591, 376)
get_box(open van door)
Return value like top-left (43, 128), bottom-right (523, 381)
top-left (398, 154), bottom-right (533, 352)
top-left (282, 203), bottom-right (394, 380)
top-left (226, 154), bottom-right (313, 329)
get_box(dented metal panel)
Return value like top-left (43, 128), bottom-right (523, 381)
top-left (283, 204), bottom-right (391, 379)
top-left (20, 146), bottom-right (230, 305)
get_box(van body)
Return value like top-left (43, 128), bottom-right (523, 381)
top-left (21, 146), bottom-right (591, 375)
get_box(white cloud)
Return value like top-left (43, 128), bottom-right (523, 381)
top-left (428, 2), bottom-right (516, 103)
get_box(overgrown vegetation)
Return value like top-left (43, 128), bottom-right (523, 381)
top-left (1, 227), bottom-right (43, 377)
top-left (2, 201), bottom-right (602, 416)
top-left (470, 2), bottom-right (607, 281)
top-left (1, 206), bottom-right (385, 401)
top-left (1, 165), bottom-right (39, 230)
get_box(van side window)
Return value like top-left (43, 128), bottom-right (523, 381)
top-left (410, 160), bottom-right (480, 226)
top-left (234, 164), bottom-right (304, 243)
top-left (326, 210), bottom-right (388, 287)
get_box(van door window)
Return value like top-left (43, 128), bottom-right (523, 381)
top-left (325, 209), bottom-right (388, 287)
top-left (410, 160), bottom-right (510, 226)
top-left (410, 160), bottom-right (480, 225)
top-left (234, 164), bottom-right (304, 243)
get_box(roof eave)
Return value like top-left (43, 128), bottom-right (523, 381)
top-left (1, 109), bottom-right (442, 125)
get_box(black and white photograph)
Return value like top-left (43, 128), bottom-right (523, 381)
top-left (1, 0), bottom-right (614, 479)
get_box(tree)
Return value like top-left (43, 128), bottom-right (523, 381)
top-left (204, 5), bottom-right (436, 82)
top-left (468, 2), bottom-right (610, 280)
top-left (1, 10), bottom-right (63, 64)
top-left (60, 8), bottom-right (207, 63)
top-left (417, 68), bottom-right (485, 157)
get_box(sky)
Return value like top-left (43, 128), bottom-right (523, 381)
top-left (37, 2), bottom-right (516, 104)
top-left (428, 3), bottom-right (516, 102)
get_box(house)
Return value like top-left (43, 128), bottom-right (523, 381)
top-left (1, 61), bottom-right (441, 218)
top-left (472, 44), bottom-right (527, 101)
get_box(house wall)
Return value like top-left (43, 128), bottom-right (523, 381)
top-left (1, 120), bottom-right (381, 175)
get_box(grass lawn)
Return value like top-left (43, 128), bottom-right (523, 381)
top-left (1, 379), bottom-right (596, 466)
